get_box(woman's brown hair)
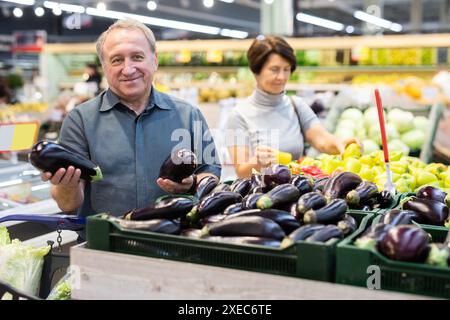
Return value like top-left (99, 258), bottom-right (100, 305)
top-left (247, 35), bottom-right (296, 75)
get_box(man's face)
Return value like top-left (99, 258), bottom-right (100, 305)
top-left (102, 27), bottom-right (157, 104)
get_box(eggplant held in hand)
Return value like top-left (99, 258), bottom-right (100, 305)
top-left (29, 140), bottom-right (103, 182)
top-left (158, 148), bottom-right (197, 183)
top-left (378, 225), bottom-right (430, 263)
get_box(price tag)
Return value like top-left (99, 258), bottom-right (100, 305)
top-left (0, 121), bottom-right (39, 152)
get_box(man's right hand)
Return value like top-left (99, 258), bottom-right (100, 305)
top-left (41, 166), bottom-right (82, 188)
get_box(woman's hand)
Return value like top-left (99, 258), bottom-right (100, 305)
top-left (255, 145), bottom-right (278, 167)
top-left (157, 175), bottom-right (195, 194)
top-left (337, 137), bottom-right (363, 155)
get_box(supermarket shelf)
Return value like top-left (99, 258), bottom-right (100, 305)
top-left (71, 246), bottom-right (435, 300)
top-left (298, 66), bottom-right (438, 73)
top-left (158, 66), bottom-right (244, 73)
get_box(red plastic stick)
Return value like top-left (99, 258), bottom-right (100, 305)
top-left (375, 89), bottom-right (390, 163)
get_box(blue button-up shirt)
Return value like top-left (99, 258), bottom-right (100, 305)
top-left (59, 87), bottom-right (221, 217)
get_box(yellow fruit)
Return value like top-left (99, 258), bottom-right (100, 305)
top-left (343, 143), bottom-right (362, 160)
top-left (415, 170), bottom-right (438, 187)
top-left (344, 158), bottom-right (362, 174)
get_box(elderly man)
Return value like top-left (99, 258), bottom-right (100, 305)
top-left (42, 19), bottom-right (221, 221)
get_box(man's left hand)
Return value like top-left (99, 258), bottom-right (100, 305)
top-left (157, 175), bottom-right (194, 194)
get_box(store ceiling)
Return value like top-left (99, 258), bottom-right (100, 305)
top-left (0, 0), bottom-right (448, 41)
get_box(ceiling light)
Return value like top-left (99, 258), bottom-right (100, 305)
top-left (220, 29), bottom-right (248, 39)
top-left (0, 0), bottom-right (35, 5)
top-left (346, 25), bottom-right (354, 33)
top-left (203, 0), bottom-right (214, 8)
top-left (147, 1), bottom-right (157, 11)
top-left (34, 6), bottom-right (44, 16)
top-left (354, 10), bottom-right (403, 32)
top-left (219, 0), bottom-right (234, 3)
top-left (60, 3), bottom-right (84, 13)
top-left (296, 12), bottom-right (344, 31)
top-left (96, 2), bottom-right (106, 11)
top-left (52, 7), bottom-right (61, 15)
top-left (264, 0), bottom-right (274, 4)
top-left (12, 7), bottom-right (23, 17)
top-left (84, 7), bottom-right (247, 38)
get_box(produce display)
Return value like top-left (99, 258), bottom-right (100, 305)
top-left (355, 210), bottom-right (450, 268)
top-left (294, 143), bottom-right (450, 194)
top-left (333, 107), bottom-right (429, 156)
top-left (102, 163), bottom-right (400, 250)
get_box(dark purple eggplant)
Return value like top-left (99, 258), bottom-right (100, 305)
top-left (200, 214), bottom-right (226, 226)
top-left (306, 225), bottom-right (344, 243)
top-left (379, 225), bottom-right (430, 263)
top-left (261, 164), bottom-right (291, 189)
top-left (201, 216), bottom-right (286, 240)
top-left (256, 184), bottom-right (300, 210)
top-left (337, 214), bottom-right (357, 236)
top-left (354, 223), bottom-right (392, 251)
top-left (158, 148), bottom-right (197, 183)
top-left (187, 191), bottom-right (242, 222)
top-left (180, 228), bottom-right (202, 238)
top-left (402, 196), bottom-right (449, 225)
top-left (242, 192), bottom-right (263, 210)
top-left (346, 181), bottom-right (379, 208)
top-left (313, 177), bottom-right (330, 193)
top-left (29, 140), bottom-right (103, 182)
top-left (203, 236), bottom-right (281, 248)
top-left (194, 176), bottom-right (219, 200)
top-left (382, 209), bottom-right (419, 226)
top-left (225, 209), bottom-right (300, 234)
top-left (123, 197), bottom-right (194, 221)
top-left (118, 218), bottom-right (180, 234)
top-left (322, 172), bottom-right (362, 201)
top-left (417, 185), bottom-right (447, 204)
top-left (251, 169), bottom-right (262, 187)
top-left (426, 243), bottom-right (450, 267)
top-left (377, 190), bottom-right (394, 209)
top-left (230, 179), bottom-right (252, 197)
top-left (223, 203), bottom-right (244, 215)
top-left (250, 186), bottom-right (265, 194)
top-left (296, 192), bottom-right (327, 220)
top-left (212, 183), bottom-right (232, 193)
top-left (290, 175), bottom-right (314, 196)
top-left (280, 224), bottom-right (326, 248)
top-left (303, 199), bottom-right (347, 225)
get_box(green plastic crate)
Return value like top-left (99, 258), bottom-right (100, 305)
top-left (336, 214), bottom-right (450, 298)
top-left (87, 211), bottom-right (373, 282)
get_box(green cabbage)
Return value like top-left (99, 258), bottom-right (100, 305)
top-left (413, 116), bottom-right (429, 132)
top-left (369, 123), bottom-right (399, 145)
top-left (47, 274), bottom-right (71, 300)
top-left (362, 139), bottom-right (380, 155)
top-left (0, 228), bottom-right (50, 299)
top-left (388, 139), bottom-right (410, 157)
top-left (401, 129), bottom-right (425, 150)
top-left (340, 108), bottom-right (363, 121)
top-left (387, 108), bottom-right (414, 133)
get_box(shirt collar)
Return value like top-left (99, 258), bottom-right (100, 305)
top-left (99, 87), bottom-right (172, 112)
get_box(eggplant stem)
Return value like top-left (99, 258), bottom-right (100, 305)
top-left (91, 166), bottom-right (103, 182)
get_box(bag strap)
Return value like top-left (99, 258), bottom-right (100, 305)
top-left (289, 95), bottom-right (303, 136)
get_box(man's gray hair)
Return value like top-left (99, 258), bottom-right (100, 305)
top-left (96, 18), bottom-right (156, 64)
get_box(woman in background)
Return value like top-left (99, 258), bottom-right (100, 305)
top-left (226, 36), bottom-right (359, 178)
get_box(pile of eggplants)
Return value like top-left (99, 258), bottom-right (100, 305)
top-left (399, 186), bottom-right (450, 227)
top-left (114, 168), bottom-right (366, 248)
top-left (355, 206), bottom-right (450, 268)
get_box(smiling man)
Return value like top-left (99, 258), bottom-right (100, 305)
top-left (41, 19), bottom-right (221, 232)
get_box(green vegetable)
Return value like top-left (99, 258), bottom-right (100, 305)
top-left (0, 229), bottom-right (50, 299)
top-left (401, 129), bottom-right (425, 150)
top-left (47, 275), bottom-right (71, 300)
